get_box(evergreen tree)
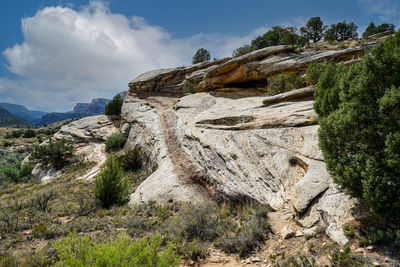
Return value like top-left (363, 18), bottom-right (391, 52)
top-left (105, 94), bottom-right (123, 116)
top-left (300, 17), bottom-right (327, 43)
top-left (192, 48), bottom-right (211, 64)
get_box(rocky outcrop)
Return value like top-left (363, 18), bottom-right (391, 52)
top-left (197, 45), bottom-right (363, 96)
top-left (35, 115), bottom-right (119, 181)
top-left (128, 58), bottom-right (230, 97)
top-left (120, 88), bottom-right (356, 245)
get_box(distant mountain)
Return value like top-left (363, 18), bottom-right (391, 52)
top-left (0, 108), bottom-right (31, 128)
top-left (73, 98), bottom-right (110, 114)
top-left (0, 103), bottom-right (47, 122)
top-left (33, 112), bottom-right (88, 127)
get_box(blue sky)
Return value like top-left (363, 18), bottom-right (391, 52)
top-left (0, 0), bottom-right (399, 111)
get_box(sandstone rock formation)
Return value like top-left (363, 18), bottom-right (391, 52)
top-left (48, 42), bottom-right (380, 244)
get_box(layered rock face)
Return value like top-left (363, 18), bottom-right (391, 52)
top-left (120, 44), bottom-right (376, 243)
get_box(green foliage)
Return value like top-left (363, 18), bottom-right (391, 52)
top-left (53, 232), bottom-right (180, 267)
top-left (305, 62), bottom-right (327, 85)
top-left (4, 129), bottom-right (24, 139)
top-left (118, 147), bottom-right (142, 172)
top-left (192, 48), bottom-right (211, 64)
top-left (300, 17), bottom-right (327, 43)
top-left (357, 226), bottom-right (400, 248)
top-left (324, 21), bottom-right (358, 41)
top-left (104, 94), bottom-right (123, 116)
top-left (232, 44), bottom-right (255, 57)
top-left (182, 80), bottom-right (198, 95)
top-left (31, 187), bottom-right (57, 212)
top-left (315, 32), bottom-right (400, 218)
top-left (216, 207), bottom-right (270, 257)
top-left (94, 155), bottom-right (129, 209)
top-left (266, 73), bottom-right (304, 95)
top-left (328, 247), bottom-right (367, 266)
top-left (166, 202), bottom-right (220, 241)
top-left (23, 129), bottom-right (36, 138)
top-left (270, 252), bottom-right (317, 267)
top-left (30, 138), bottom-right (75, 170)
top-left (16, 162), bottom-right (34, 181)
top-left (313, 63), bottom-right (348, 117)
top-left (105, 133), bottom-right (126, 152)
top-left (0, 150), bottom-right (28, 184)
top-left (362, 22), bottom-right (395, 38)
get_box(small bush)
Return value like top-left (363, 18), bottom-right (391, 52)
top-left (105, 94), bottom-right (123, 116)
top-left (328, 247), bottom-right (367, 266)
top-left (23, 129), bottom-right (36, 138)
top-left (105, 133), bottom-right (126, 152)
top-left (118, 147), bottom-right (142, 171)
top-left (94, 155), bottom-right (129, 209)
top-left (305, 62), bottom-right (327, 85)
top-left (16, 162), bottom-right (34, 181)
top-left (31, 187), bottom-right (57, 212)
top-left (53, 232), bottom-right (180, 267)
top-left (217, 207), bottom-right (270, 257)
top-left (182, 80), bottom-right (198, 95)
top-left (30, 138), bottom-right (75, 170)
top-left (165, 202), bottom-right (220, 241)
top-left (192, 48), bottom-right (211, 64)
top-left (266, 73), bottom-right (304, 96)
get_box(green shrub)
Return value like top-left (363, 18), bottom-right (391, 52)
top-left (4, 129), bottom-right (24, 139)
top-left (328, 247), bottom-right (367, 266)
top-left (165, 202), bottom-right (220, 241)
top-left (105, 133), bottom-right (126, 152)
top-left (30, 138), bottom-right (75, 170)
top-left (105, 94), bottom-right (123, 116)
top-left (182, 80), bottom-right (198, 95)
top-left (305, 62), bottom-right (327, 85)
top-left (269, 252), bottom-right (317, 266)
top-left (118, 147), bottom-right (142, 171)
top-left (266, 73), bottom-right (304, 96)
top-left (31, 187), bottom-right (57, 212)
top-left (53, 232), bottom-right (180, 267)
top-left (23, 129), bottom-right (36, 138)
top-left (192, 48), bottom-right (211, 64)
top-left (16, 162), bottom-right (34, 181)
top-left (315, 31), bottom-right (400, 218)
top-left (232, 44), bottom-right (255, 57)
top-left (94, 155), bottom-right (129, 209)
top-left (216, 207), bottom-right (270, 257)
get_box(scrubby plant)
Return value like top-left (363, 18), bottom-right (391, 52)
top-left (105, 133), bottom-right (126, 152)
top-left (362, 22), bottom-right (395, 38)
top-left (300, 17), bottom-right (327, 43)
top-left (23, 129), bottom-right (36, 138)
top-left (324, 21), bottom-right (358, 41)
top-left (232, 44), bottom-right (255, 57)
top-left (216, 207), bottom-right (270, 257)
top-left (182, 80), bottom-right (198, 95)
top-left (166, 202), bottom-right (220, 241)
top-left (31, 187), bottom-right (57, 212)
top-left (53, 232), bottom-right (180, 266)
top-left (30, 138), bottom-right (75, 170)
top-left (315, 31), bottom-right (400, 219)
top-left (305, 62), bottom-right (327, 85)
top-left (118, 147), bottom-right (142, 171)
top-left (266, 73), bottom-right (304, 96)
top-left (328, 247), bottom-right (367, 266)
top-left (105, 93), bottom-right (123, 116)
top-left (16, 162), bottom-right (34, 181)
top-left (192, 48), bottom-right (211, 64)
top-left (94, 155), bottom-right (129, 209)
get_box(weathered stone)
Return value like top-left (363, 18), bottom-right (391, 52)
top-left (326, 223), bottom-right (349, 245)
top-left (198, 46), bottom-right (364, 96)
top-left (128, 58), bottom-right (230, 97)
top-left (281, 226), bottom-right (296, 239)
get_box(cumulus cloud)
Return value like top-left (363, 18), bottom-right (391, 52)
top-left (1, 1), bottom-right (264, 111)
top-left (359, 0), bottom-right (399, 21)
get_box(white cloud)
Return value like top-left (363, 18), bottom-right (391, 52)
top-left (1, 1), bottom-right (263, 111)
top-left (359, 0), bottom-right (399, 21)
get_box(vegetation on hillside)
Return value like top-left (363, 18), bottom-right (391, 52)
top-left (105, 94), bottom-right (123, 116)
top-left (192, 48), bottom-right (211, 64)
top-left (314, 31), bottom-right (400, 219)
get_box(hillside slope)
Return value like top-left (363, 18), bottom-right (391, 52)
top-left (0, 107), bottom-right (31, 127)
